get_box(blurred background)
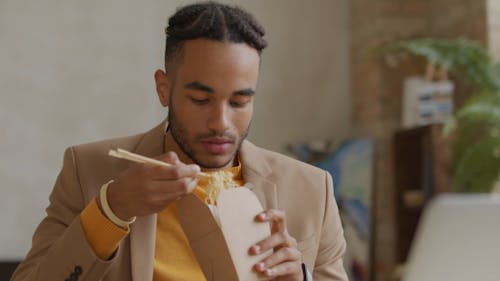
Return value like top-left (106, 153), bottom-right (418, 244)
top-left (1, 0), bottom-right (499, 280)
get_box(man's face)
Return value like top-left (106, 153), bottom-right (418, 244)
top-left (156, 39), bottom-right (260, 169)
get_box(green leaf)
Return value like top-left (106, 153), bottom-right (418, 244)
top-left (379, 38), bottom-right (499, 92)
top-left (453, 137), bottom-right (500, 192)
top-left (456, 92), bottom-right (500, 126)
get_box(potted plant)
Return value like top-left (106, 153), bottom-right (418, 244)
top-left (381, 38), bottom-right (500, 192)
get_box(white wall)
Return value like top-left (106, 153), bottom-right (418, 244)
top-left (0, 0), bottom-right (350, 259)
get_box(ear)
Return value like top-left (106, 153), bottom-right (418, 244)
top-left (154, 69), bottom-right (170, 107)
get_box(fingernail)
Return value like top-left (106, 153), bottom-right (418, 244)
top-left (259, 212), bottom-right (267, 219)
top-left (266, 269), bottom-right (273, 276)
top-left (252, 245), bottom-right (260, 254)
top-left (191, 165), bottom-right (200, 172)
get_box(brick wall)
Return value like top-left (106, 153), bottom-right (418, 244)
top-left (350, 1), bottom-right (488, 280)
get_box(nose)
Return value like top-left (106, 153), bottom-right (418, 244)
top-left (207, 103), bottom-right (231, 134)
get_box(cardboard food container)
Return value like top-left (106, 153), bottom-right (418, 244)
top-left (177, 187), bottom-right (272, 281)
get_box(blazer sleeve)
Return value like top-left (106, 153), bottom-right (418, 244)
top-left (11, 147), bottom-right (120, 281)
top-left (313, 171), bottom-right (349, 281)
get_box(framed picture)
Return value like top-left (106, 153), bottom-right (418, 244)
top-left (402, 77), bottom-right (454, 129)
top-left (316, 139), bottom-right (374, 281)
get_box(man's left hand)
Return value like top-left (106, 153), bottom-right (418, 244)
top-left (250, 209), bottom-right (303, 281)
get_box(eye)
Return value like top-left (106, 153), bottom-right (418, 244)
top-left (230, 101), bottom-right (247, 108)
top-left (230, 97), bottom-right (251, 108)
top-left (190, 97), bottom-right (209, 105)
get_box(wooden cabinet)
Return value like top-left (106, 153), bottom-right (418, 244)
top-left (393, 125), bottom-right (452, 264)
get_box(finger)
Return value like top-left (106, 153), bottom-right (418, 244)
top-left (146, 163), bottom-right (200, 180)
top-left (150, 177), bottom-right (198, 195)
top-left (144, 179), bottom-right (198, 208)
top-left (260, 261), bottom-right (302, 278)
top-left (250, 232), bottom-right (295, 255)
top-left (256, 209), bottom-right (286, 233)
top-left (254, 247), bottom-right (302, 273)
top-left (151, 151), bottom-right (181, 165)
top-left (156, 151), bottom-right (180, 165)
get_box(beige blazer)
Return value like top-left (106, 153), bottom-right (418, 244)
top-left (12, 121), bottom-right (347, 281)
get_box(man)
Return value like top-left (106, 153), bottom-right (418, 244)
top-left (11, 2), bottom-right (347, 281)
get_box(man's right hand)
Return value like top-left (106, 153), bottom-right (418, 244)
top-left (102, 151), bottom-right (200, 221)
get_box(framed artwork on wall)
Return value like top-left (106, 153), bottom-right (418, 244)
top-left (316, 139), bottom-right (375, 281)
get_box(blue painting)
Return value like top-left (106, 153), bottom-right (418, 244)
top-left (317, 139), bottom-right (374, 281)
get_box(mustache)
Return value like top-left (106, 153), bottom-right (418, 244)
top-left (195, 131), bottom-right (237, 142)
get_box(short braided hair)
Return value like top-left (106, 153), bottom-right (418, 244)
top-left (164, 1), bottom-right (267, 71)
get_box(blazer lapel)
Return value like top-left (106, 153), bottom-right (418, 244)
top-left (176, 194), bottom-right (239, 281)
top-left (129, 120), bottom-right (166, 281)
top-left (239, 141), bottom-right (278, 211)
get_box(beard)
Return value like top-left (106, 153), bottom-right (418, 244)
top-left (167, 98), bottom-right (249, 169)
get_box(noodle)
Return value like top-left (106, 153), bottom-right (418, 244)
top-left (204, 170), bottom-right (237, 206)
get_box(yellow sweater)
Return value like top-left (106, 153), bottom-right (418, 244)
top-left (80, 164), bottom-right (244, 281)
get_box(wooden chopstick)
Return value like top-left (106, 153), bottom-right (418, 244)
top-left (108, 148), bottom-right (210, 178)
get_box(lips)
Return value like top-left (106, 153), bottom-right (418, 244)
top-left (201, 138), bottom-right (234, 154)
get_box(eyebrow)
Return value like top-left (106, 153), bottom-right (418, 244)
top-left (234, 88), bottom-right (255, 96)
top-left (185, 81), bottom-right (214, 93)
top-left (184, 81), bottom-right (255, 96)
